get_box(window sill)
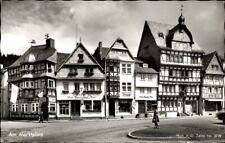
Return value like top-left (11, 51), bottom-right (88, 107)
top-left (83, 109), bottom-right (101, 113)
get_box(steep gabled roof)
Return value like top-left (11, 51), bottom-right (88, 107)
top-left (56, 52), bottom-right (70, 71)
top-left (8, 44), bottom-right (56, 68)
top-left (146, 20), bottom-right (202, 51)
top-left (56, 42), bottom-right (104, 73)
top-left (99, 47), bottom-right (110, 60)
top-left (203, 51), bottom-right (224, 73)
top-left (103, 38), bottom-right (134, 60)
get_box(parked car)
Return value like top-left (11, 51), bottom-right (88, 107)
top-left (216, 109), bottom-right (225, 124)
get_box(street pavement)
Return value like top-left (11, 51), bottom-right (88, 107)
top-left (1, 116), bottom-right (225, 143)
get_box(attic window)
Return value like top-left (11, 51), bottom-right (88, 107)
top-left (158, 32), bottom-right (164, 38)
top-left (78, 54), bottom-right (84, 63)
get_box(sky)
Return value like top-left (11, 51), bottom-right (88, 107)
top-left (1, 1), bottom-right (224, 58)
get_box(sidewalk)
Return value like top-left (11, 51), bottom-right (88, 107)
top-left (127, 116), bottom-right (225, 141)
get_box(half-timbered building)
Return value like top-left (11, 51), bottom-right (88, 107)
top-left (56, 42), bottom-right (106, 118)
top-left (7, 38), bottom-right (57, 119)
top-left (137, 14), bottom-right (204, 117)
top-left (202, 51), bottom-right (224, 115)
top-left (93, 38), bottom-right (135, 117)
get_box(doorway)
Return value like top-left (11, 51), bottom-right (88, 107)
top-left (109, 99), bottom-right (115, 116)
top-left (71, 100), bottom-right (80, 116)
top-left (138, 101), bottom-right (145, 114)
top-left (178, 101), bottom-right (183, 113)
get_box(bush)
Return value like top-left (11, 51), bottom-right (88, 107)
top-left (216, 111), bottom-right (225, 124)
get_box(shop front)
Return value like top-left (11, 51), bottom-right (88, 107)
top-left (203, 98), bottom-right (223, 115)
top-left (57, 92), bottom-right (105, 118)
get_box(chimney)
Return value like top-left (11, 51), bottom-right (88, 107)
top-left (98, 42), bottom-right (102, 48)
top-left (46, 38), bottom-right (55, 48)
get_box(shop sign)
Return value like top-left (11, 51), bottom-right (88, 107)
top-left (136, 95), bottom-right (156, 100)
top-left (58, 93), bottom-right (103, 100)
top-left (119, 92), bottom-right (133, 99)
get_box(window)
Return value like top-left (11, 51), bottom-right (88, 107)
top-left (211, 65), bottom-right (219, 71)
top-left (84, 101), bottom-right (92, 110)
top-left (127, 64), bottom-right (131, 74)
top-left (96, 83), bottom-right (101, 91)
top-left (118, 100), bottom-right (131, 112)
top-left (78, 54), bottom-right (84, 63)
top-left (31, 103), bottom-right (39, 112)
top-left (59, 101), bottom-right (69, 115)
top-left (74, 83), bottom-right (80, 91)
top-left (122, 64), bottom-right (131, 74)
top-left (122, 82), bottom-right (131, 92)
top-left (85, 68), bottom-right (94, 76)
top-left (147, 74), bottom-right (152, 80)
top-left (63, 83), bottom-right (69, 93)
top-left (140, 88), bottom-right (145, 94)
top-left (147, 88), bottom-right (151, 94)
top-left (147, 101), bottom-right (157, 111)
top-left (122, 82), bottom-right (126, 91)
top-left (21, 104), bottom-right (28, 113)
top-left (49, 104), bottom-right (56, 112)
top-left (90, 83), bottom-right (95, 91)
top-left (48, 79), bottom-right (55, 88)
top-left (169, 70), bottom-right (173, 76)
top-left (127, 83), bottom-right (131, 91)
top-left (11, 104), bottom-right (18, 112)
top-left (84, 83), bottom-right (89, 91)
top-left (140, 74), bottom-right (145, 80)
top-left (93, 101), bottom-right (101, 111)
top-left (47, 63), bottom-right (52, 73)
top-left (69, 68), bottom-right (77, 76)
top-left (122, 64), bottom-right (126, 73)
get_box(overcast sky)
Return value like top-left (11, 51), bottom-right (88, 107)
top-left (1, 1), bottom-right (224, 58)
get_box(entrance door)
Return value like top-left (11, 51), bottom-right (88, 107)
top-left (138, 101), bottom-right (145, 114)
top-left (71, 101), bottom-right (80, 116)
top-left (109, 99), bottom-right (115, 116)
top-left (178, 101), bottom-right (183, 113)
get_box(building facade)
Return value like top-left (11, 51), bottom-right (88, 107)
top-left (134, 59), bottom-right (158, 116)
top-left (56, 43), bottom-right (106, 118)
top-left (93, 38), bottom-right (135, 117)
top-left (137, 14), bottom-right (204, 117)
top-left (202, 51), bottom-right (224, 115)
top-left (7, 38), bottom-right (57, 119)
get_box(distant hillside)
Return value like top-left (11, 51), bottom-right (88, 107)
top-left (0, 52), bottom-right (21, 68)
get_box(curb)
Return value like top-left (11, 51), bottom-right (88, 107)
top-left (127, 128), bottom-right (191, 141)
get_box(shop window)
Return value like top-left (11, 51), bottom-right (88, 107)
top-left (11, 104), bottom-right (18, 112)
top-left (147, 101), bottom-right (157, 111)
top-left (119, 100), bottom-right (131, 112)
top-left (84, 101), bottom-right (92, 110)
top-left (59, 101), bottom-right (69, 115)
top-left (93, 101), bottom-right (101, 111)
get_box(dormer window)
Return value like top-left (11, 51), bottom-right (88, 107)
top-left (78, 54), bottom-right (84, 63)
top-left (85, 68), bottom-right (94, 76)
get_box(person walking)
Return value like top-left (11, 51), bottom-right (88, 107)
top-left (152, 110), bottom-right (159, 129)
top-left (39, 111), bottom-right (44, 123)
